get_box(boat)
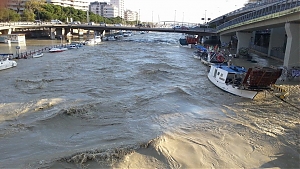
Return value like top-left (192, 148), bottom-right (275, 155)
top-left (68, 44), bottom-right (78, 49)
top-left (0, 57), bottom-right (17, 71)
top-left (32, 52), bottom-right (43, 58)
top-left (49, 48), bottom-right (64, 53)
top-left (85, 36), bottom-right (102, 45)
top-left (179, 34), bottom-right (199, 48)
top-left (207, 63), bottom-right (283, 99)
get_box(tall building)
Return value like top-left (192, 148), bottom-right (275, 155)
top-left (103, 4), bottom-right (118, 18)
top-left (6, 0), bottom-right (27, 14)
top-left (110, 0), bottom-right (124, 18)
top-left (124, 10), bottom-right (138, 22)
top-left (46, 0), bottom-right (90, 11)
top-left (90, 1), bottom-right (108, 16)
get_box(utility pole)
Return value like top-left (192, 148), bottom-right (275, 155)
top-left (174, 10), bottom-right (176, 26)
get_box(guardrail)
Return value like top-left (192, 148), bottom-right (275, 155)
top-left (217, 0), bottom-right (300, 31)
top-left (210, 0), bottom-right (289, 23)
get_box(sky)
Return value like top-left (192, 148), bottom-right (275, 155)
top-left (123, 0), bottom-right (249, 24)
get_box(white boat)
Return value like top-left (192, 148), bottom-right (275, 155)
top-left (105, 35), bottom-right (116, 41)
top-left (207, 63), bottom-right (282, 99)
top-left (32, 52), bottom-right (43, 58)
top-left (84, 39), bottom-right (95, 45)
top-left (68, 44), bottom-right (78, 49)
top-left (0, 57), bottom-right (17, 71)
top-left (49, 47), bottom-right (68, 52)
top-left (85, 36), bottom-right (102, 45)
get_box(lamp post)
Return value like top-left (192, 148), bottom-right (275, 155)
top-left (152, 11), bottom-right (153, 27)
top-left (182, 12), bottom-right (184, 26)
top-left (174, 10), bottom-right (176, 26)
top-left (139, 9), bottom-right (140, 24)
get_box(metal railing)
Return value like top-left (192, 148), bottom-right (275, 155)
top-left (217, 0), bottom-right (300, 31)
top-left (210, 0), bottom-right (286, 23)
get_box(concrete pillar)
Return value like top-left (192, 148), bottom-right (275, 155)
top-left (284, 23), bottom-right (300, 68)
top-left (236, 31), bottom-right (252, 55)
top-left (56, 28), bottom-right (63, 38)
top-left (2, 28), bottom-right (12, 34)
top-left (220, 35), bottom-right (231, 46)
top-left (49, 28), bottom-right (56, 40)
top-left (268, 27), bottom-right (285, 57)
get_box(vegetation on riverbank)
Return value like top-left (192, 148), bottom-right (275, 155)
top-left (0, 0), bottom-right (138, 25)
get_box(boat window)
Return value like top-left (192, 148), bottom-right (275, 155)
top-left (217, 72), bottom-right (220, 75)
top-left (220, 73), bottom-right (223, 77)
top-left (214, 69), bottom-right (217, 77)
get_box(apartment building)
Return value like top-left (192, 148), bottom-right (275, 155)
top-left (110, 0), bottom-right (124, 18)
top-left (103, 4), bottom-right (119, 18)
top-left (89, 1), bottom-right (108, 16)
top-left (6, 0), bottom-right (27, 14)
top-left (46, 0), bottom-right (90, 11)
top-left (124, 10), bottom-right (138, 22)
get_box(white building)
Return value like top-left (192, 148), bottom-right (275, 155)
top-left (103, 4), bottom-right (118, 18)
top-left (46, 0), bottom-right (89, 11)
top-left (124, 10), bottom-right (138, 22)
top-left (110, 0), bottom-right (124, 18)
top-left (89, 1), bottom-right (108, 16)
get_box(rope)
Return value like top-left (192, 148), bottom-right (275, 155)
top-left (267, 90), bottom-right (300, 111)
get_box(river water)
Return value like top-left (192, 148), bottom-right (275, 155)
top-left (0, 32), bottom-right (299, 168)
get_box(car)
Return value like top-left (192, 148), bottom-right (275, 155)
top-left (88, 22), bottom-right (95, 25)
top-left (100, 22), bottom-right (106, 26)
top-left (173, 25), bottom-right (181, 29)
top-left (114, 23), bottom-right (122, 26)
top-left (181, 26), bottom-right (189, 30)
top-left (51, 19), bottom-right (63, 24)
top-left (34, 20), bottom-right (41, 23)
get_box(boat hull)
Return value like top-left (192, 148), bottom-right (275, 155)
top-left (32, 53), bottom-right (43, 58)
top-left (207, 69), bottom-right (258, 99)
top-left (0, 60), bottom-right (17, 71)
top-left (208, 74), bottom-right (258, 99)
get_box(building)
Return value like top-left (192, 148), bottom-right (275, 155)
top-left (6, 0), bottom-right (27, 14)
top-left (103, 4), bottom-right (119, 18)
top-left (89, 1), bottom-right (108, 16)
top-left (124, 10), bottom-right (138, 22)
top-left (110, 0), bottom-right (124, 18)
top-left (46, 0), bottom-right (90, 11)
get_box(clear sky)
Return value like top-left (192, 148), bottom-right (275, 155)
top-left (124, 0), bottom-right (249, 24)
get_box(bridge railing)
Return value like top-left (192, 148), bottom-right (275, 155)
top-left (217, 0), bottom-right (300, 31)
top-left (210, 0), bottom-right (286, 23)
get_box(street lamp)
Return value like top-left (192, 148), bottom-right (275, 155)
top-left (182, 12), bottom-right (184, 26)
top-left (174, 10), bottom-right (176, 26)
top-left (139, 9), bottom-right (140, 24)
top-left (152, 11), bottom-right (153, 27)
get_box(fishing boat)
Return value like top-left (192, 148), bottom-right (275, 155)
top-left (0, 57), bottom-right (17, 71)
top-left (179, 34), bottom-right (199, 48)
top-left (32, 52), bottom-right (43, 58)
top-left (207, 63), bottom-right (282, 99)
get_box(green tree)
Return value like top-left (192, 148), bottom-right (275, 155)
top-left (23, 9), bottom-right (35, 21)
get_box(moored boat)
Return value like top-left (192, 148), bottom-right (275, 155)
top-left (207, 63), bottom-right (282, 99)
top-left (32, 52), bottom-right (43, 58)
top-left (49, 47), bottom-right (68, 52)
top-left (0, 57), bottom-right (17, 71)
top-left (179, 34), bottom-right (199, 48)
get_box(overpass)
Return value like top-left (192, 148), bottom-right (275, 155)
top-left (215, 0), bottom-right (300, 71)
top-left (0, 22), bottom-right (217, 38)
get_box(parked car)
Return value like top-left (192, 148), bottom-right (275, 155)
top-left (173, 25), bottom-right (181, 29)
top-left (71, 21), bottom-right (81, 24)
top-left (100, 22), bottom-right (106, 26)
top-left (181, 26), bottom-right (189, 30)
top-left (51, 19), bottom-right (63, 24)
top-left (114, 23), bottom-right (122, 26)
top-left (88, 22), bottom-right (95, 25)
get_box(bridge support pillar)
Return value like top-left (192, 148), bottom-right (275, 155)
top-left (2, 28), bottom-right (12, 35)
top-left (50, 28), bottom-right (56, 40)
top-left (236, 31), bottom-right (252, 55)
top-left (284, 23), bottom-right (300, 69)
top-left (56, 28), bottom-right (63, 38)
top-left (220, 35), bottom-right (231, 46)
top-left (268, 27), bottom-right (285, 58)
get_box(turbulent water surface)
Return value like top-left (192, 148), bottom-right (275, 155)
top-left (0, 32), bottom-right (299, 168)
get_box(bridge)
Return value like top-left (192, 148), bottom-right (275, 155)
top-left (0, 22), bottom-right (217, 37)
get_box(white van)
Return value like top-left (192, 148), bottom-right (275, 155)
top-left (51, 19), bottom-right (63, 24)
